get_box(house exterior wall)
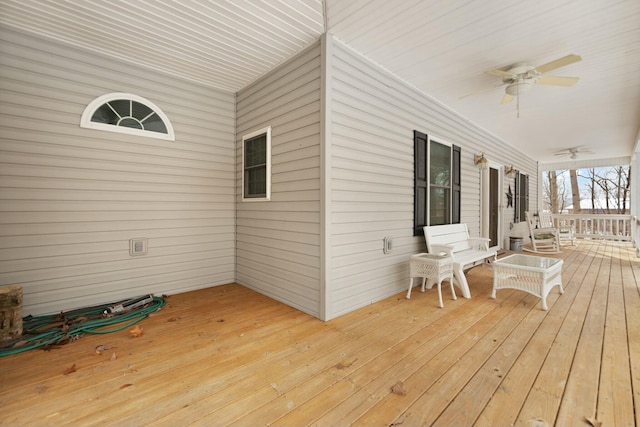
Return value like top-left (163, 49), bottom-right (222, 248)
top-left (235, 42), bottom-right (322, 318)
top-left (0, 26), bottom-right (542, 320)
top-left (326, 37), bottom-right (537, 319)
top-left (0, 28), bottom-right (236, 315)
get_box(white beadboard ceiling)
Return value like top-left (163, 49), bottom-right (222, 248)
top-left (1, 0), bottom-right (639, 166)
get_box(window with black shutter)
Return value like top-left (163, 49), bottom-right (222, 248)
top-left (413, 131), bottom-right (461, 236)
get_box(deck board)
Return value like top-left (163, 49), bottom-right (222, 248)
top-left (474, 241), bottom-right (589, 427)
top-left (515, 241), bottom-right (604, 426)
top-left (597, 244), bottom-right (635, 426)
top-left (404, 291), bottom-right (534, 427)
top-left (622, 242), bottom-right (640, 427)
top-left (433, 294), bottom-right (548, 426)
top-left (555, 242), bottom-right (610, 426)
top-left (294, 283), bottom-right (517, 427)
top-left (0, 240), bottom-right (638, 427)
top-left (438, 244), bottom-right (584, 426)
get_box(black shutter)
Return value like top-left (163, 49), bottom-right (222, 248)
top-left (523, 174), bottom-right (529, 219)
top-left (414, 131), bottom-right (428, 236)
top-left (514, 172), bottom-right (529, 222)
top-left (452, 144), bottom-right (461, 224)
top-left (514, 173), bottom-right (520, 222)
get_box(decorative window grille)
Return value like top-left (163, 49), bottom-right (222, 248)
top-left (80, 93), bottom-right (175, 141)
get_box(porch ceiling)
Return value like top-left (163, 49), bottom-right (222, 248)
top-left (1, 0), bottom-right (639, 166)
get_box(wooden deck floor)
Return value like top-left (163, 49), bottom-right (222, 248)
top-left (1, 240), bottom-right (639, 426)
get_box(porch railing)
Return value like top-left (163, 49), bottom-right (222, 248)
top-left (633, 216), bottom-right (640, 256)
top-left (550, 214), bottom-right (633, 242)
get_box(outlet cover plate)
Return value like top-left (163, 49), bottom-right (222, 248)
top-left (129, 238), bottom-right (148, 256)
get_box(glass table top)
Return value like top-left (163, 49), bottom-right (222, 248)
top-left (496, 254), bottom-right (562, 269)
top-left (412, 253), bottom-right (450, 260)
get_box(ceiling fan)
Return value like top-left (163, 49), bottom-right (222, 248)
top-left (462, 54), bottom-right (582, 116)
top-left (554, 146), bottom-right (594, 159)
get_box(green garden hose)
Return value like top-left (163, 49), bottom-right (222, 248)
top-left (0, 296), bottom-right (165, 357)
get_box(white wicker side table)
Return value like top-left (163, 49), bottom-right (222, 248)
top-left (406, 253), bottom-right (456, 308)
top-left (491, 254), bottom-right (564, 310)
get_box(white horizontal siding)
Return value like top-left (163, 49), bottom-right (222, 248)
top-left (327, 37), bottom-right (537, 319)
top-left (236, 41), bottom-right (322, 318)
top-left (0, 28), bottom-right (236, 315)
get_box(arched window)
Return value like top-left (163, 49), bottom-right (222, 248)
top-left (80, 93), bottom-right (175, 141)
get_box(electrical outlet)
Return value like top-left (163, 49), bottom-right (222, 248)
top-left (129, 238), bottom-right (148, 256)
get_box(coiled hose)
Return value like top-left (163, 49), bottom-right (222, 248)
top-left (0, 296), bottom-right (165, 357)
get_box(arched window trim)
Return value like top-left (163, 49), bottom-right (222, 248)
top-left (80, 93), bottom-right (175, 141)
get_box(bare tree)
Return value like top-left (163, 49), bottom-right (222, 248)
top-left (557, 173), bottom-right (568, 213)
top-left (543, 170), bottom-right (570, 213)
top-left (544, 165), bottom-right (630, 216)
top-left (570, 169), bottom-right (581, 213)
top-left (591, 169), bottom-right (598, 210)
top-left (622, 166), bottom-right (631, 212)
top-left (577, 166), bottom-right (631, 214)
top-left (547, 170), bottom-right (558, 213)
top-left (596, 165), bottom-right (630, 213)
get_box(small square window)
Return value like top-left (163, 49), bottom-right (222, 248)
top-left (242, 127), bottom-right (271, 201)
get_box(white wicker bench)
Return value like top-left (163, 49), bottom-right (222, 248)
top-left (423, 224), bottom-right (497, 298)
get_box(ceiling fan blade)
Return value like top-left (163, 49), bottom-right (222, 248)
top-left (537, 75), bottom-right (579, 86)
top-left (501, 93), bottom-right (514, 104)
top-left (486, 69), bottom-right (514, 78)
top-left (535, 54), bottom-right (582, 74)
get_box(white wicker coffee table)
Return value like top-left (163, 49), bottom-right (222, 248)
top-left (406, 253), bottom-right (456, 308)
top-left (491, 254), bottom-right (564, 310)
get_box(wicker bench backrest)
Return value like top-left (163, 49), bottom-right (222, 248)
top-left (423, 223), bottom-right (472, 254)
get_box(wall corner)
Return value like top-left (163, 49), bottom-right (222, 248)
top-left (320, 32), bottom-right (333, 321)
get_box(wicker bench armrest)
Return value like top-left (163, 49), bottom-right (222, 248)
top-left (430, 244), bottom-right (455, 256)
top-left (468, 237), bottom-right (491, 250)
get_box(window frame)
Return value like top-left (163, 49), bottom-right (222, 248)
top-left (413, 131), bottom-right (461, 236)
top-left (80, 93), bottom-right (175, 141)
top-left (241, 126), bottom-right (272, 202)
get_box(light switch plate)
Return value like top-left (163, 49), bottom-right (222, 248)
top-left (383, 236), bottom-right (393, 254)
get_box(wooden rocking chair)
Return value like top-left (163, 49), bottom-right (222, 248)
top-left (525, 211), bottom-right (561, 254)
top-left (539, 211), bottom-right (576, 246)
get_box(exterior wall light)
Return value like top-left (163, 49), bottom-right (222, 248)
top-left (474, 152), bottom-right (489, 170)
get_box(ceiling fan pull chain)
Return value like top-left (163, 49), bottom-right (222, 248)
top-left (517, 82), bottom-right (520, 118)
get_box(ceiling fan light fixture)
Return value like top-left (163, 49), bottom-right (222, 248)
top-left (505, 80), bottom-right (533, 96)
